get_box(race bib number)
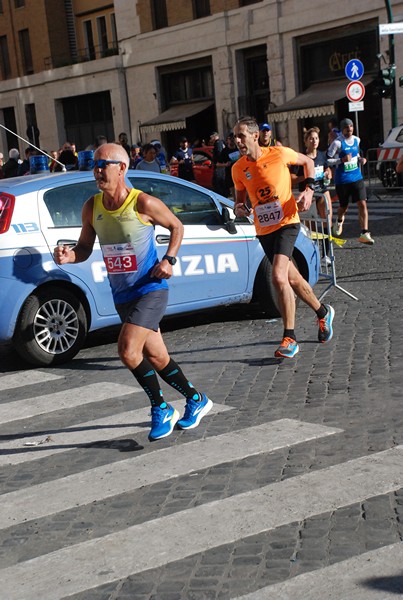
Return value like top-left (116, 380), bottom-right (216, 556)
top-left (344, 156), bottom-right (358, 172)
top-left (102, 243), bottom-right (137, 274)
top-left (314, 165), bottom-right (324, 180)
top-left (254, 200), bottom-right (284, 227)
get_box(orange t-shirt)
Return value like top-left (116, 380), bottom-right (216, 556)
top-left (232, 146), bottom-right (300, 236)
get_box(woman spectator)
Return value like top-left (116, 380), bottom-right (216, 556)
top-left (135, 143), bottom-right (161, 173)
top-left (291, 127), bottom-right (333, 261)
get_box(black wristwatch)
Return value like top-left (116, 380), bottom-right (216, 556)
top-left (162, 254), bottom-right (177, 265)
top-left (305, 183), bottom-right (315, 191)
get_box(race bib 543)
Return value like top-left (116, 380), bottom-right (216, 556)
top-left (102, 243), bottom-right (137, 274)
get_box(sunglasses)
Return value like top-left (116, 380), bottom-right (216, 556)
top-left (93, 159), bottom-right (121, 169)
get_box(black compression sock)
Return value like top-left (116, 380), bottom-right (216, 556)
top-left (158, 358), bottom-right (200, 401)
top-left (283, 329), bottom-right (296, 341)
top-left (131, 358), bottom-right (165, 407)
top-left (316, 304), bottom-right (327, 319)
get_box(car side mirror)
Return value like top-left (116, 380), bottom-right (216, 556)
top-left (221, 207), bottom-right (237, 235)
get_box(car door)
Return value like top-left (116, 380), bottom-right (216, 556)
top-left (38, 176), bottom-right (116, 317)
top-left (128, 174), bottom-right (250, 313)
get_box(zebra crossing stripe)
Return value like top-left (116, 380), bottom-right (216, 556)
top-left (0, 371), bottom-right (62, 391)
top-left (0, 381), bottom-right (139, 423)
top-left (0, 400), bottom-right (233, 467)
top-left (234, 542), bottom-right (403, 599)
top-left (1, 445), bottom-right (402, 600)
top-left (0, 419), bottom-right (342, 528)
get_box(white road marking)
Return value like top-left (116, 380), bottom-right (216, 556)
top-left (0, 419), bottom-right (341, 527)
top-left (235, 542), bottom-right (403, 599)
top-left (1, 445), bottom-right (402, 600)
top-left (0, 382), bottom-right (137, 423)
top-left (0, 400), bottom-right (232, 466)
top-left (0, 371), bottom-right (62, 391)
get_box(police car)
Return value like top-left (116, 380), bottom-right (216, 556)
top-left (377, 125), bottom-right (403, 188)
top-left (0, 170), bottom-right (320, 366)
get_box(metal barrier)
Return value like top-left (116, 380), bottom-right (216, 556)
top-left (299, 193), bottom-right (358, 302)
top-left (365, 146), bottom-right (403, 198)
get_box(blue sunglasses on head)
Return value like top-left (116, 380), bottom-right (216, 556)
top-left (93, 159), bottom-right (121, 169)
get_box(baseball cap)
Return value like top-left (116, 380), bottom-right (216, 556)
top-left (180, 136), bottom-right (188, 142)
top-left (259, 123), bottom-right (272, 131)
top-left (340, 118), bottom-right (353, 130)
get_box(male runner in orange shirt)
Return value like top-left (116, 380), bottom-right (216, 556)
top-left (232, 116), bottom-right (335, 358)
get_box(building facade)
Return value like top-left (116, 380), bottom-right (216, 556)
top-left (0, 0), bottom-right (401, 158)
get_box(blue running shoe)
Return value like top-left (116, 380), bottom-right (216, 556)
top-left (149, 403), bottom-right (179, 441)
top-left (177, 393), bottom-right (213, 430)
top-left (318, 304), bottom-right (335, 343)
top-left (274, 337), bottom-right (300, 359)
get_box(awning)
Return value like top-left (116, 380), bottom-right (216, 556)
top-left (268, 76), bottom-right (372, 122)
top-left (139, 100), bottom-right (214, 134)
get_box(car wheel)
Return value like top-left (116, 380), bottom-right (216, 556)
top-left (13, 287), bottom-right (88, 366)
top-left (380, 161), bottom-right (398, 188)
top-left (253, 251), bottom-right (310, 318)
top-left (253, 257), bottom-right (281, 317)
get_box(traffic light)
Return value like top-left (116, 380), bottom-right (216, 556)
top-left (375, 66), bottom-right (395, 98)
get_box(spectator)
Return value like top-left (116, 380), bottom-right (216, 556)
top-left (18, 147), bottom-right (37, 176)
top-left (0, 152), bottom-right (5, 179)
top-left (118, 132), bottom-right (131, 157)
top-left (217, 132), bottom-right (239, 197)
top-left (210, 131), bottom-right (226, 195)
top-left (170, 137), bottom-right (195, 182)
top-left (54, 143), bottom-right (78, 172)
top-left (191, 138), bottom-right (207, 148)
top-left (135, 143), bottom-right (161, 173)
top-left (49, 150), bottom-right (59, 172)
top-left (258, 123), bottom-right (282, 147)
top-left (95, 135), bottom-right (108, 149)
top-left (151, 141), bottom-right (169, 173)
top-left (3, 148), bottom-right (20, 178)
top-left (327, 117), bottom-right (340, 146)
top-left (129, 144), bottom-right (142, 169)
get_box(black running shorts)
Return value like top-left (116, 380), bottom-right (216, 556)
top-left (257, 223), bottom-right (300, 263)
top-left (115, 289), bottom-right (169, 331)
top-left (336, 179), bottom-right (366, 207)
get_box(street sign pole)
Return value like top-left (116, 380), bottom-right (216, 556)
top-left (345, 60), bottom-right (365, 138)
top-left (380, 0), bottom-right (398, 127)
top-left (355, 109), bottom-right (360, 141)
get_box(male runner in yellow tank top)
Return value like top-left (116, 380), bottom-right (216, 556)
top-left (54, 143), bottom-right (212, 440)
top-left (232, 116), bottom-right (335, 358)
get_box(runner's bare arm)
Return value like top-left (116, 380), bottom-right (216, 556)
top-left (137, 192), bottom-right (184, 278)
top-left (234, 188), bottom-right (250, 217)
top-left (295, 153), bottom-right (315, 211)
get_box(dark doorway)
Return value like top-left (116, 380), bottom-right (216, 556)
top-left (2, 107), bottom-right (18, 151)
top-left (62, 91), bottom-right (114, 150)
